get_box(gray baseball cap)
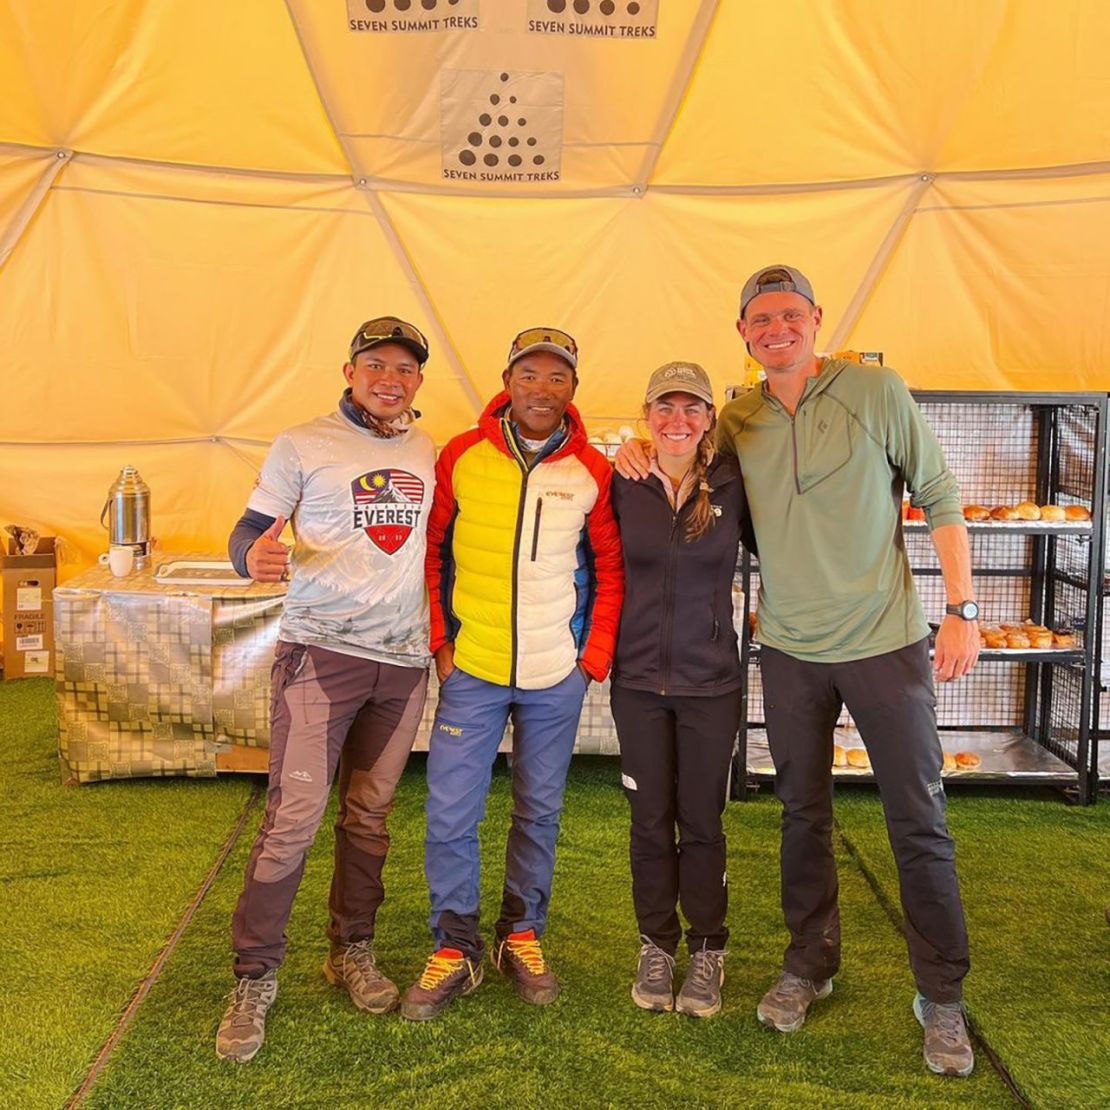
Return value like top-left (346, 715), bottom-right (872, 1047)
top-left (739, 265), bottom-right (816, 317)
top-left (644, 361), bottom-right (714, 407)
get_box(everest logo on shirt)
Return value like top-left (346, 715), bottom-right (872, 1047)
top-left (351, 469), bottom-right (425, 555)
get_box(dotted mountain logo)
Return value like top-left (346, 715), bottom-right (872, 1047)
top-left (527, 0), bottom-right (658, 37)
top-left (442, 70), bottom-right (563, 183)
top-left (346, 0), bottom-right (479, 33)
top-left (350, 469), bottom-right (425, 555)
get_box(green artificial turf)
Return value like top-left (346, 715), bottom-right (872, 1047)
top-left (834, 785), bottom-right (1110, 1110)
top-left (0, 678), bottom-right (254, 1109)
top-left (83, 759), bottom-right (1011, 1109)
top-left (11, 664), bottom-right (1106, 1108)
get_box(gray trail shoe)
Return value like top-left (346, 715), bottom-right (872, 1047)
top-left (324, 938), bottom-right (399, 1013)
top-left (631, 937), bottom-right (676, 1012)
top-left (215, 969), bottom-right (277, 1063)
top-left (756, 971), bottom-right (832, 1033)
top-left (675, 946), bottom-right (726, 1018)
top-left (914, 993), bottom-right (975, 1076)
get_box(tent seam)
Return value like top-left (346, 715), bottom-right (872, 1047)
top-left (634, 0), bottom-right (722, 191)
top-left (282, 0), bottom-right (484, 416)
top-left (827, 174), bottom-right (935, 351)
top-left (0, 149), bottom-right (70, 272)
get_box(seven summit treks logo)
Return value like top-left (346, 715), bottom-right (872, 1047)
top-left (351, 469), bottom-right (425, 555)
top-left (346, 0), bottom-right (479, 34)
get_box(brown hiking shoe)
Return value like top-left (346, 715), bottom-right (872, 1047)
top-left (400, 947), bottom-right (483, 1021)
top-left (757, 971), bottom-right (832, 1033)
top-left (323, 939), bottom-right (399, 1014)
top-left (493, 929), bottom-right (559, 1005)
top-left (215, 969), bottom-right (277, 1064)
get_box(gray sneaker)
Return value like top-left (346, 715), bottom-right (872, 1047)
top-left (215, 969), bottom-right (277, 1063)
top-left (675, 946), bottom-right (726, 1018)
top-left (756, 971), bottom-right (832, 1032)
top-left (914, 993), bottom-right (975, 1077)
top-left (324, 939), bottom-right (399, 1013)
top-left (631, 937), bottom-right (675, 1012)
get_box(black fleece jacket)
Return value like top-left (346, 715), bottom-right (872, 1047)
top-left (610, 454), bottom-right (755, 697)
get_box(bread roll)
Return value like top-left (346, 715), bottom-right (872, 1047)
top-left (846, 748), bottom-right (871, 770)
top-left (1052, 631), bottom-right (1077, 648)
top-left (999, 623), bottom-right (1024, 632)
top-left (990, 506), bottom-right (1019, 521)
top-left (1005, 632), bottom-right (1031, 649)
top-left (1023, 622), bottom-right (1049, 634)
top-left (1028, 631), bottom-right (1053, 649)
top-left (1039, 504), bottom-right (1065, 522)
top-left (1064, 504), bottom-right (1091, 522)
top-left (983, 631), bottom-right (1007, 649)
top-left (1015, 501), bottom-right (1041, 521)
top-left (963, 505), bottom-right (990, 522)
top-left (832, 744), bottom-right (848, 768)
top-left (942, 752), bottom-right (957, 773)
top-left (955, 751), bottom-right (982, 770)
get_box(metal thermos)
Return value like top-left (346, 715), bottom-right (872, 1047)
top-left (100, 466), bottom-right (151, 565)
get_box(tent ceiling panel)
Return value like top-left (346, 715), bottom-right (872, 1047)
top-left (0, 159), bottom-right (477, 446)
top-left (288, 0), bottom-right (706, 190)
top-left (381, 180), bottom-right (917, 424)
top-left (935, 2), bottom-right (1110, 171)
top-left (0, 440), bottom-right (266, 572)
top-left (850, 173), bottom-right (1110, 391)
top-left (0, 0), bottom-right (147, 149)
top-left (654, 0), bottom-right (1013, 187)
top-left (0, 0), bottom-right (348, 175)
top-left (0, 150), bottom-right (58, 240)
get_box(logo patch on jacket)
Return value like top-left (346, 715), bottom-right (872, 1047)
top-left (351, 469), bottom-right (425, 555)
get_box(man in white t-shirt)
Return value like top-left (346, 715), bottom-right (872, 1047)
top-left (215, 317), bottom-right (436, 1064)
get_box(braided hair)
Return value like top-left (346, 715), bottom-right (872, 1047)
top-left (684, 408), bottom-right (717, 542)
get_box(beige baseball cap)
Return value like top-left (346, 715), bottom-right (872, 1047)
top-left (644, 361), bottom-right (714, 406)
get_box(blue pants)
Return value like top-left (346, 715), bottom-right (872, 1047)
top-left (424, 666), bottom-right (588, 959)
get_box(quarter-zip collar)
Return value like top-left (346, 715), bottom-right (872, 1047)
top-left (760, 357), bottom-right (848, 417)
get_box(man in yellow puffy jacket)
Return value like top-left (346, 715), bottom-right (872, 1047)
top-left (401, 326), bottom-right (624, 1020)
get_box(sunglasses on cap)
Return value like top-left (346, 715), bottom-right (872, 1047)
top-left (507, 326), bottom-right (579, 369)
top-left (349, 317), bottom-right (430, 363)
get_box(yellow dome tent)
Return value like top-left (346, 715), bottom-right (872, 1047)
top-left (2, 0), bottom-right (1109, 566)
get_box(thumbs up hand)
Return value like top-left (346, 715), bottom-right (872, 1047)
top-left (246, 515), bottom-right (290, 582)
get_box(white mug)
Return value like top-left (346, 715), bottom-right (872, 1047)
top-left (99, 544), bottom-right (135, 577)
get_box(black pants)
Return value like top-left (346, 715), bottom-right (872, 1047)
top-left (761, 638), bottom-right (970, 1003)
top-left (610, 685), bottom-right (742, 955)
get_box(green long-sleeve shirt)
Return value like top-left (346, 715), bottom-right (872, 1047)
top-left (717, 358), bottom-right (964, 663)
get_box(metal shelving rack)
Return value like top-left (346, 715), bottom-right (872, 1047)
top-left (735, 391), bottom-right (1108, 804)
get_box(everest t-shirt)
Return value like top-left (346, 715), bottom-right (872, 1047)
top-left (248, 409), bottom-right (436, 668)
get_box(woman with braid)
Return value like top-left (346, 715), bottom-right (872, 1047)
top-left (609, 362), bottom-right (755, 1018)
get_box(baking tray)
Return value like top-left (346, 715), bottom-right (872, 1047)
top-left (903, 520), bottom-right (1092, 535)
top-left (744, 727), bottom-right (1077, 784)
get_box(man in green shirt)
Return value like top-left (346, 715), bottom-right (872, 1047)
top-left (617, 265), bottom-right (979, 1078)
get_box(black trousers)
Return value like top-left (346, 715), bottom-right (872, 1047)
top-left (610, 685), bottom-right (743, 955)
top-left (761, 638), bottom-right (970, 1003)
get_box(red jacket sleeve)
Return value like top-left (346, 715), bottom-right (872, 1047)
top-left (425, 432), bottom-right (477, 653)
top-left (578, 450), bottom-right (625, 681)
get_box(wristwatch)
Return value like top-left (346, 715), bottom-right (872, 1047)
top-left (945, 600), bottom-right (980, 621)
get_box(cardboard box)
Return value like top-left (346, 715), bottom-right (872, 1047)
top-left (1, 537), bottom-right (57, 680)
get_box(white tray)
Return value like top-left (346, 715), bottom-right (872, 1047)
top-left (154, 559), bottom-right (250, 587)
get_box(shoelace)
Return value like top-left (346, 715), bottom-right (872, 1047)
top-left (227, 977), bottom-right (273, 1025)
top-left (770, 971), bottom-right (814, 1002)
top-left (505, 936), bottom-right (547, 976)
top-left (688, 949), bottom-right (726, 990)
top-left (341, 939), bottom-right (381, 982)
top-left (638, 938), bottom-right (675, 983)
top-left (922, 1001), bottom-right (967, 1047)
top-left (418, 952), bottom-right (465, 990)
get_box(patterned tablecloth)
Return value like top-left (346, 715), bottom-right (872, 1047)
top-left (55, 553), bottom-right (621, 783)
